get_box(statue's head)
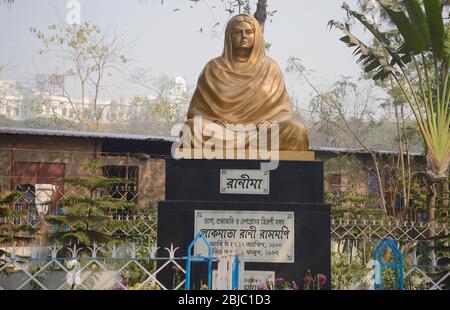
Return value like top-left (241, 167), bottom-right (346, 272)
top-left (223, 14), bottom-right (266, 66)
top-left (230, 15), bottom-right (256, 51)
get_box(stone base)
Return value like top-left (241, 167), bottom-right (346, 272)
top-left (165, 159), bottom-right (324, 203)
top-left (157, 158), bottom-right (330, 290)
top-left (157, 201), bottom-right (331, 290)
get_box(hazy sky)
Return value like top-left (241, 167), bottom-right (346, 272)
top-left (0, 0), bottom-right (368, 107)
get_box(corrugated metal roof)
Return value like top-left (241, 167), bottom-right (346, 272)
top-left (0, 127), bottom-right (177, 142)
top-left (311, 146), bottom-right (424, 157)
top-left (0, 127), bottom-right (424, 156)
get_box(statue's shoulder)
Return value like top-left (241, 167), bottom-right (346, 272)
top-left (262, 56), bottom-right (283, 73)
top-left (204, 57), bottom-right (224, 69)
top-left (197, 58), bottom-right (222, 79)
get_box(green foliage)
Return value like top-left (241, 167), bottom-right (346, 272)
top-left (47, 162), bottom-right (138, 250)
top-left (332, 205), bottom-right (384, 220)
top-left (331, 252), bottom-right (370, 289)
top-left (120, 261), bottom-right (158, 289)
top-left (28, 264), bottom-right (46, 290)
top-left (1, 191), bottom-right (37, 276)
top-left (0, 192), bottom-right (36, 245)
top-left (408, 177), bottom-right (449, 222)
top-left (423, 0), bottom-right (446, 58)
top-left (327, 19), bottom-right (397, 80)
top-left (331, 0), bottom-right (450, 182)
top-left (30, 23), bottom-right (128, 131)
top-left (403, 268), bottom-right (433, 290)
top-left (29, 24), bottom-right (128, 68)
top-left (324, 155), bottom-right (386, 220)
top-left (379, 0), bottom-right (426, 53)
top-left (150, 100), bottom-right (177, 124)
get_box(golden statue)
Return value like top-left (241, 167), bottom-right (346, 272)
top-left (183, 14), bottom-right (309, 152)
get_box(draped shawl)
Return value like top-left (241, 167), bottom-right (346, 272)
top-left (187, 14), bottom-right (293, 125)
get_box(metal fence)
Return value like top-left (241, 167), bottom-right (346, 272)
top-left (1, 211), bottom-right (157, 249)
top-left (1, 217), bottom-right (448, 290)
top-left (0, 243), bottom-right (185, 290)
top-left (0, 242), bottom-right (245, 290)
top-left (331, 219), bottom-right (450, 290)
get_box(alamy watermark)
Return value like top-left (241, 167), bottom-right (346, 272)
top-left (367, 259), bottom-right (382, 287)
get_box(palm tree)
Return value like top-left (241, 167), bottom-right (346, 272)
top-left (329, 0), bottom-right (449, 260)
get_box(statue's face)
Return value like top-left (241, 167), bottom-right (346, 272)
top-left (231, 21), bottom-right (255, 50)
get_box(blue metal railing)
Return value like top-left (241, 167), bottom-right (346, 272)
top-left (373, 238), bottom-right (404, 290)
top-left (185, 232), bottom-right (213, 290)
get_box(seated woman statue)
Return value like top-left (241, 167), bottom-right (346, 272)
top-left (183, 13), bottom-right (309, 152)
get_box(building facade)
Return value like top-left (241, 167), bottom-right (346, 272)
top-left (0, 127), bottom-right (426, 219)
top-left (0, 76), bottom-right (190, 126)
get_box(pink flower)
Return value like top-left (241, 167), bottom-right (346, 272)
top-left (318, 274), bottom-right (327, 285)
top-left (172, 265), bottom-right (180, 272)
top-left (292, 281), bottom-right (298, 290)
top-left (303, 275), bottom-right (312, 286)
top-left (275, 276), bottom-right (285, 286)
top-left (256, 282), bottom-right (267, 290)
top-left (117, 279), bottom-right (128, 290)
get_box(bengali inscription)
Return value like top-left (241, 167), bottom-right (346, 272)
top-left (195, 210), bottom-right (294, 263)
top-left (220, 169), bottom-right (269, 195)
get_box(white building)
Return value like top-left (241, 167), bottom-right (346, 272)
top-left (0, 80), bottom-right (28, 121)
top-left (0, 75), bottom-right (191, 124)
top-left (169, 76), bottom-right (189, 120)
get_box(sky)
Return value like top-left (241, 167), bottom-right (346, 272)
top-left (0, 0), bottom-right (369, 108)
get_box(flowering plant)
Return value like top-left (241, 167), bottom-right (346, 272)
top-left (255, 272), bottom-right (327, 290)
top-left (303, 270), bottom-right (327, 290)
top-left (255, 275), bottom-right (299, 290)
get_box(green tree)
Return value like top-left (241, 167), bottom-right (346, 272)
top-left (46, 163), bottom-right (137, 251)
top-left (329, 0), bottom-right (449, 262)
top-left (330, 0), bottom-right (449, 181)
top-left (30, 23), bottom-right (128, 132)
top-left (0, 192), bottom-right (36, 246)
top-left (0, 192), bottom-right (36, 275)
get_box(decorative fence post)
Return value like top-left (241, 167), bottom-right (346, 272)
top-left (185, 232), bottom-right (213, 290)
top-left (231, 254), bottom-right (240, 290)
top-left (373, 238), bottom-right (404, 290)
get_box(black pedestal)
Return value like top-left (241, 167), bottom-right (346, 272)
top-left (157, 159), bottom-right (330, 290)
